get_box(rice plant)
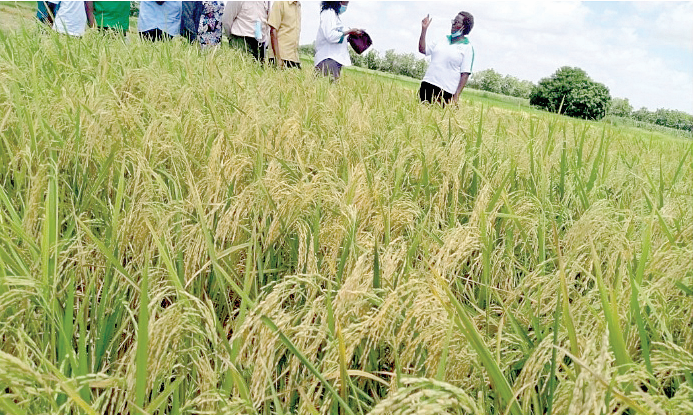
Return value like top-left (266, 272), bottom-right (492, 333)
top-left (0, 23), bottom-right (692, 415)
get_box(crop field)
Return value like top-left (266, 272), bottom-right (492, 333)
top-left (1, 22), bottom-right (693, 415)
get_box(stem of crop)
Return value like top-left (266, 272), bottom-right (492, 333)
top-left (135, 252), bottom-right (150, 410)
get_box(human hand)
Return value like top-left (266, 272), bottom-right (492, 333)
top-left (422, 14), bottom-right (431, 30)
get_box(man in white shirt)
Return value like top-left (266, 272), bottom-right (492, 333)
top-left (53, 1), bottom-right (87, 37)
top-left (223, 1), bottom-right (270, 61)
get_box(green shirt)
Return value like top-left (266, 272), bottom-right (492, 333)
top-left (93, 1), bottom-right (130, 31)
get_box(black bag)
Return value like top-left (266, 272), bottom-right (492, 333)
top-left (348, 31), bottom-right (372, 54)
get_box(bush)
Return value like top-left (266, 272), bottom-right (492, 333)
top-left (529, 66), bottom-right (611, 120)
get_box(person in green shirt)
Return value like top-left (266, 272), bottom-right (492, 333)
top-left (86, 1), bottom-right (130, 36)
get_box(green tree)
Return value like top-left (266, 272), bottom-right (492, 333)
top-left (299, 43), bottom-right (316, 57)
top-left (653, 108), bottom-right (693, 131)
top-left (364, 50), bottom-right (381, 71)
top-left (530, 66), bottom-right (611, 120)
top-left (514, 80), bottom-right (535, 99)
top-left (608, 98), bottom-right (633, 118)
top-left (413, 58), bottom-right (428, 79)
top-left (395, 53), bottom-right (417, 78)
top-left (382, 49), bottom-right (397, 73)
top-left (632, 107), bottom-right (655, 124)
top-left (564, 81), bottom-right (611, 120)
top-left (469, 69), bottom-right (503, 94)
top-left (499, 75), bottom-right (517, 97)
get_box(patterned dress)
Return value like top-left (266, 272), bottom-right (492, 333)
top-left (198, 1), bottom-right (223, 48)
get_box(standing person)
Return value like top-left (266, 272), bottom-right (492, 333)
top-left (180, 1), bottom-right (202, 42)
top-left (181, 1), bottom-right (223, 48)
top-left (314, 1), bottom-right (362, 81)
top-left (267, 1), bottom-right (302, 69)
top-left (52, 1), bottom-right (87, 37)
top-left (223, 1), bottom-right (270, 61)
top-left (418, 12), bottom-right (475, 106)
top-left (86, 1), bottom-right (130, 36)
top-left (37, 1), bottom-right (59, 26)
top-left (138, 1), bottom-right (182, 41)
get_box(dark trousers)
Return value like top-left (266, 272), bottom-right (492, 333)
top-left (98, 26), bottom-right (127, 37)
top-left (181, 28), bottom-right (196, 43)
top-left (315, 58), bottom-right (342, 81)
top-left (268, 58), bottom-right (301, 69)
top-left (140, 29), bottom-right (172, 41)
top-left (37, 1), bottom-right (59, 24)
top-left (419, 81), bottom-right (453, 105)
top-left (229, 35), bottom-right (265, 61)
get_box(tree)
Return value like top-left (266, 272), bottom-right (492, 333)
top-left (394, 53), bottom-right (417, 78)
top-left (632, 107), bottom-right (655, 124)
top-left (653, 108), bottom-right (693, 132)
top-left (364, 50), bottom-right (381, 71)
top-left (529, 66), bottom-right (611, 120)
top-left (514, 80), bottom-right (535, 99)
top-left (469, 69), bottom-right (503, 94)
top-left (381, 49), bottom-right (397, 73)
top-left (608, 98), bottom-right (633, 118)
top-left (298, 43), bottom-right (316, 57)
top-left (564, 81), bottom-right (611, 120)
top-left (413, 58), bottom-right (428, 79)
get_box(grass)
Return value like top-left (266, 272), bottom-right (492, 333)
top-left (0, 18), bottom-right (693, 415)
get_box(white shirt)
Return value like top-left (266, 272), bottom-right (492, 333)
top-left (53, 1), bottom-right (87, 37)
top-left (314, 9), bottom-right (350, 67)
top-left (423, 38), bottom-right (475, 95)
top-left (223, 1), bottom-right (270, 43)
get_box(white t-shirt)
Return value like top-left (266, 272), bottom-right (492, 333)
top-left (314, 9), bottom-right (351, 67)
top-left (423, 38), bottom-right (475, 94)
top-left (53, 1), bottom-right (87, 37)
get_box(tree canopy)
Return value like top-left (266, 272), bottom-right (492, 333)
top-left (529, 66), bottom-right (611, 120)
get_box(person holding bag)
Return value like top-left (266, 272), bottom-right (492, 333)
top-left (314, 1), bottom-right (363, 81)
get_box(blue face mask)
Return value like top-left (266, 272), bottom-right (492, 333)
top-left (338, 5), bottom-right (347, 14)
top-left (447, 30), bottom-right (466, 44)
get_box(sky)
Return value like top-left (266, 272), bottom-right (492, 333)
top-left (297, 1), bottom-right (693, 114)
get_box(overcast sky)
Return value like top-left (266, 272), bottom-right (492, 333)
top-left (297, 1), bottom-right (693, 114)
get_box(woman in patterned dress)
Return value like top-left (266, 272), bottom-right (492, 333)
top-left (181, 1), bottom-right (223, 48)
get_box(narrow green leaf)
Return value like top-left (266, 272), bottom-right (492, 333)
top-left (135, 253), bottom-right (150, 410)
top-left (260, 315), bottom-right (354, 415)
top-left (590, 240), bottom-right (630, 371)
top-left (427, 266), bottom-right (522, 415)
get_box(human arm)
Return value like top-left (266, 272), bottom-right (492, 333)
top-left (268, 3), bottom-right (282, 65)
top-left (85, 1), bottom-right (95, 28)
top-left (224, 1), bottom-right (240, 27)
top-left (270, 26), bottom-right (282, 66)
top-left (452, 72), bottom-right (471, 104)
top-left (419, 14), bottom-right (431, 54)
top-left (343, 28), bottom-right (362, 36)
top-left (319, 10), bottom-right (356, 43)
